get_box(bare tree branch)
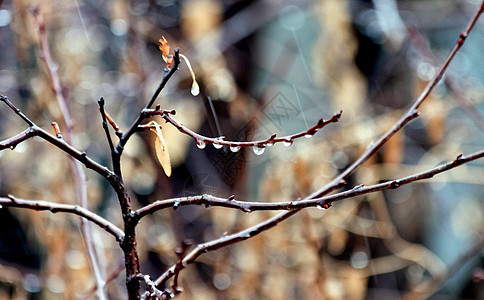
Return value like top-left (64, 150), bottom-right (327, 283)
top-left (134, 149), bottom-right (482, 218)
top-left (139, 109), bottom-right (342, 149)
top-left (0, 196), bottom-right (124, 241)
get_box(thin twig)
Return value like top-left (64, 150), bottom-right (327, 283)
top-left (0, 95), bottom-right (34, 126)
top-left (31, 7), bottom-right (73, 136)
top-left (98, 97), bottom-right (115, 153)
top-left (0, 96), bottom-right (122, 189)
top-left (140, 108), bottom-right (342, 148)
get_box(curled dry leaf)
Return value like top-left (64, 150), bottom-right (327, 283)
top-left (159, 36), bottom-right (174, 69)
top-left (158, 36), bottom-right (170, 60)
top-left (158, 36), bottom-right (199, 96)
top-left (149, 121), bottom-right (172, 177)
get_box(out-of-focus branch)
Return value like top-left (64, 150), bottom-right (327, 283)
top-left (83, 263), bottom-right (125, 298)
top-left (406, 26), bottom-right (484, 131)
top-left (403, 233), bottom-right (484, 299)
top-left (31, 7), bottom-right (107, 298)
top-left (139, 109), bottom-right (342, 150)
top-left (31, 7), bottom-right (73, 136)
top-left (0, 196), bottom-right (124, 241)
top-left (0, 128), bottom-right (35, 150)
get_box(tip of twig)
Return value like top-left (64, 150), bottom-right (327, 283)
top-left (98, 97), bottom-right (105, 104)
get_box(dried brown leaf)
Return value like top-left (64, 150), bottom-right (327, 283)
top-left (149, 121), bottom-right (172, 177)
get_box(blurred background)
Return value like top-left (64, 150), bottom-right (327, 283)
top-left (0, 0), bottom-right (484, 299)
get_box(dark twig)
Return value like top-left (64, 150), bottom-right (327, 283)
top-left (98, 97), bottom-right (115, 153)
top-left (117, 49), bottom-right (181, 159)
top-left (140, 108), bottom-right (342, 149)
top-left (0, 196), bottom-right (124, 241)
top-left (0, 128), bottom-right (35, 150)
top-left (0, 95), bottom-right (34, 126)
top-left (135, 149), bottom-right (482, 216)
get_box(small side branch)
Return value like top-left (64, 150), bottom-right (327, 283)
top-left (1, 95), bottom-right (115, 180)
top-left (0, 95), bottom-right (34, 126)
top-left (98, 97), bottom-right (115, 153)
top-left (31, 7), bottom-right (73, 135)
top-left (0, 128), bottom-right (36, 151)
top-left (139, 109), bottom-right (342, 148)
top-left (0, 196), bottom-right (124, 241)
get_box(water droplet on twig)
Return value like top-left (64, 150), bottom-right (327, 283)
top-left (196, 139), bottom-right (206, 149)
top-left (253, 145), bottom-right (265, 155)
top-left (191, 81), bottom-right (200, 96)
top-left (304, 133), bottom-right (313, 139)
top-left (213, 143), bottom-right (223, 149)
top-left (230, 145), bottom-right (240, 152)
top-left (173, 200), bottom-right (181, 210)
top-left (283, 140), bottom-right (293, 147)
top-left (241, 205), bottom-right (252, 213)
